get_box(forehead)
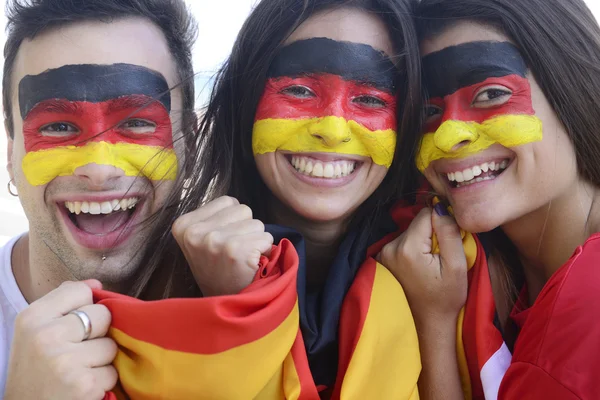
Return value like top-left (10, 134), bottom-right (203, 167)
top-left (286, 7), bottom-right (395, 58)
top-left (11, 17), bottom-right (179, 99)
top-left (422, 41), bottom-right (527, 98)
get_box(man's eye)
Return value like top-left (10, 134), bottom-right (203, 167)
top-left (280, 85), bottom-right (315, 99)
top-left (472, 87), bottom-right (512, 108)
top-left (39, 122), bottom-right (79, 136)
top-left (353, 95), bottom-right (387, 108)
top-left (120, 119), bottom-right (156, 134)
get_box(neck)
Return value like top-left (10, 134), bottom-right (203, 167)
top-left (12, 233), bottom-right (126, 304)
top-left (501, 179), bottom-right (600, 304)
top-left (268, 197), bottom-right (351, 288)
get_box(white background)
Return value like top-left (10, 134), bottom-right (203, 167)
top-left (1, 0), bottom-right (600, 244)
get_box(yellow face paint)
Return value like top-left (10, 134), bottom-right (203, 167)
top-left (252, 116), bottom-right (396, 168)
top-left (22, 141), bottom-right (177, 186)
top-left (416, 114), bottom-right (542, 172)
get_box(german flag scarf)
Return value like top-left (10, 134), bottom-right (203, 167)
top-left (95, 203), bottom-right (422, 399)
top-left (447, 229), bottom-right (512, 400)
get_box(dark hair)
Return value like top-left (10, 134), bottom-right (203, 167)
top-left (187, 0), bottom-right (421, 236)
top-left (415, 0), bottom-right (600, 325)
top-left (3, 0), bottom-right (200, 298)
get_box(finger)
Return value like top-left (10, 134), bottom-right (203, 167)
top-left (76, 337), bottom-right (118, 368)
top-left (81, 279), bottom-right (102, 290)
top-left (60, 304), bottom-right (112, 342)
top-left (431, 205), bottom-right (467, 273)
top-left (218, 219), bottom-right (266, 236)
top-left (172, 196), bottom-right (240, 235)
top-left (28, 281), bottom-right (94, 319)
top-left (204, 203), bottom-right (253, 226)
top-left (404, 208), bottom-right (435, 253)
top-left (91, 365), bottom-right (119, 393)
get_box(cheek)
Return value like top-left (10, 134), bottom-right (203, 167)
top-left (253, 153), bottom-right (276, 183)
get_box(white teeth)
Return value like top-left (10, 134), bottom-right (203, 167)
top-left (313, 163), bottom-right (324, 177)
top-left (462, 168), bottom-right (474, 181)
top-left (455, 171), bottom-right (465, 183)
top-left (446, 159), bottom-right (510, 186)
top-left (89, 202), bottom-right (101, 215)
top-left (64, 198), bottom-right (139, 215)
top-left (290, 155), bottom-right (357, 179)
top-left (334, 164), bottom-right (342, 178)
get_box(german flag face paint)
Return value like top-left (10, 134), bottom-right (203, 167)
top-left (18, 63), bottom-right (176, 186)
top-left (252, 38), bottom-right (398, 168)
top-left (417, 41), bottom-right (543, 172)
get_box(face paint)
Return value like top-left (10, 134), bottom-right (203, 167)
top-left (18, 63), bottom-right (175, 186)
top-left (417, 41), bottom-right (543, 171)
top-left (252, 38), bottom-right (398, 168)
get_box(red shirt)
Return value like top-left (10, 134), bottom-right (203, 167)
top-left (499, 234), bottom-right (600, 399)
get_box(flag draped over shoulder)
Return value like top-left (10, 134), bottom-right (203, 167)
top-left (96, 203), bottom-right (423, 399)
top-left (441, 229), bottom-right (511, 400)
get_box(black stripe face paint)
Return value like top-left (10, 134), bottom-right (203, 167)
top-left (18, 63), bottom-right (171, 119)
top-left (422, 41), bottom-right (528, 98)
top-left (267, 37), bottom-right (398, 94)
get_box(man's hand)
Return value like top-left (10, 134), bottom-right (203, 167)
top-left (4, 280), bottom-right (117, 400)
top-left (172, 196), bottom-right (274, 296)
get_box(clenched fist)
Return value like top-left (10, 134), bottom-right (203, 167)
top-left (172, 196), bottom-right (274, 296)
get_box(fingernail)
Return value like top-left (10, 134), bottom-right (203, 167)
top-left (434, 203), bottom-right (449, 216)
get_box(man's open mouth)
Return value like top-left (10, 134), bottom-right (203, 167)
top-left (445, 159), bottom-right (511, 188)
top-left (63, 197), bottom-right (140, 236)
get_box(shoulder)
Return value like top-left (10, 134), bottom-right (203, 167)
top-left (509, 234), bottom-right (600, 399)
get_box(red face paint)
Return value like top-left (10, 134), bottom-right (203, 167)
top-left (22, 95), bottom-right (173, 153)
top-left (425, 74), bottom-right (534, 132)
top-left (255, 73), bottom-right (397, 132)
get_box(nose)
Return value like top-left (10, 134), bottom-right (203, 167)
top-left (308, 117), bottom-right (352, 148)
top-left (434, 120), bottom-right (479, 153)
top-left (73, 163), bottom-right (126, 187)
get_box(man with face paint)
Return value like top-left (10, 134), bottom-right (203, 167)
top-left (0, 0), bottom-right (197, 398)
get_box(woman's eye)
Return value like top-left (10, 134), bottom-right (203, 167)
top-left (472, 87), bottom-right (512, 108)
top-left (353, 95), bottom-right (387, 108)
top-left (423, 104), bottom-right (443, 122)
top-left (280, 85), bottom-right (315, 99)
top-left (120, 119), bottom-right (156, 134)
top-left (39, 122), bottom-right (79, 136)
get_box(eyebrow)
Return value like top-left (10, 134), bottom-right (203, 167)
top-left (268, 37), bottom-right (399, 94)
top-left (106, 95), bottom-right (163, 114)
top-left (27, 99), bottom-right (83, 117)
top-left (422, 41), bottom-right (527, 98)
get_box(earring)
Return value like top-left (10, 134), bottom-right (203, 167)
top-left (7, 179), bottom-right (18, 197)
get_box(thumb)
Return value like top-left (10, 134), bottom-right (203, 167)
top-left (81, 279), bottom-right (103, 290)
top-left (431, 203), bottom-right (467, 272)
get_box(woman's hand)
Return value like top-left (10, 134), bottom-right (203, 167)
top-left (4, 280), bottom-right (117, 400)
top-left (172, 196), bottom-right (274, 296)
top-left (378, 205), bottom-right (468, 400)
top-left (378, 205), bottom-right (468, 327)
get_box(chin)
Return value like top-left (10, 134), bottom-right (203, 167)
top-left (453, 206), bottom-right (506, 234)
top-left (288, 199), bottom-right (356, 224)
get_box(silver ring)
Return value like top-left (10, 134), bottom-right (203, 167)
top-left (69, 310), bottom-right (92, 341)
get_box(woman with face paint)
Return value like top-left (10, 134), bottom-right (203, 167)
top-left (379, 0), bottom-right (600, 399)
top-left (94, 0), bottom-right (424, 398)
